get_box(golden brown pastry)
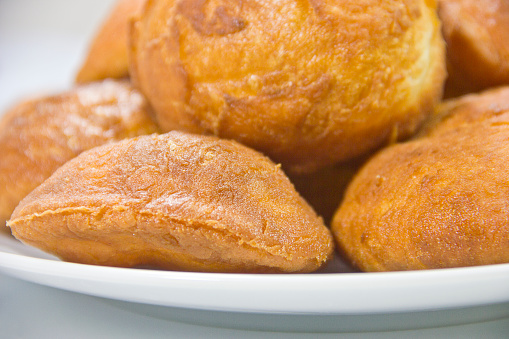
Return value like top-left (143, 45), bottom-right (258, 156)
top-left (0, 79), bottom-right (158, 230)
top-left (418, 86), bottom-right (509, 137)
top-left (129, 0), bottom-right (446, 174)
top-left (439, 0), bottom-right (509, 97)
top-left (75, 0), bottom-right (145, 83)
top-left (8, 131), bottom-right (334, 273)
top-left (331, 87), bottom-right (509, 271)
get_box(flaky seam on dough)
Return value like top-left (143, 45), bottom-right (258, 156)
top-left (8, 205), bottom-right (329, 266)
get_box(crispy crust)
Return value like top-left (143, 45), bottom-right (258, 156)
top-left (129, 0), bottom-right (446, 173)
top-left (8, 131), bottom-right (333, 273)
top-left (75, 0), bottom-right (146, 83)
top-left (332, 87), bottom-right (509, 271)
top-left (0, 79), bottom-right (158, 227)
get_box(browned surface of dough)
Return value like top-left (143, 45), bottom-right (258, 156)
top-left (8, 131), bottom-right (333, 273)
top-left (0, 79), bottom-right (158, 228)
top-left (439, 0), bottom-right (509, 97)
top-left (331, 87), bottom-right (509, 271)
top-left (418, 86), bottom-right (509, 137)
top-left (76, 0), bottom-right (146, 83)
top-left (129, 0), bottom-right (445, 173)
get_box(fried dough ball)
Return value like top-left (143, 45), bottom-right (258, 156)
top-left (439, 0), bottom-right (509, 98)
top-left (0, 79), bottom-right (158, 229)
top-left (129, 0), bottom-right (446, 173)
top-left (75, 0), bottom-right (145, 83)
top-left (331, 87), bottom-right (509, 271)
top-left (8, 131), bottom-right (334, 273)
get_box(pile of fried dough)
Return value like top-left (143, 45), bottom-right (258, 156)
top-left (3, 0), bottom-right (509, 273)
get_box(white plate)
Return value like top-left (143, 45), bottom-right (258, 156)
top-left (3, 0), bottom-right (509, 333)
top-left (2, 233), bottom-right (509, 332)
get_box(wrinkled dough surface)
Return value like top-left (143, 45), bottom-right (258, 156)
top-left (0, 79), bottom-right (157, 227)
top-left (130, 0), bottom-right (446, 173)
top-left (332, 87), bottom-right (509, 271)
top-left (9, 131), bottom-right (333, 273)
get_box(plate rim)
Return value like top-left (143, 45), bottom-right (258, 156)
top-left (2, 234), bottom-right (509, 314)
